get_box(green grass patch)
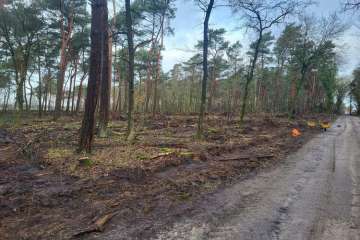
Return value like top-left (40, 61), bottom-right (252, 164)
top-left (0, 113), bottom-right (23, 127)
top-left (47, 147), bottom-right (73, 159)
top-left (160, 147), bottom-right (174, 154)
top-left (136, 153), bottom-right (148, 161)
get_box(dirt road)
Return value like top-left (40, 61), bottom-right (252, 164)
top-left (154, 116), bottom-right (360, 240)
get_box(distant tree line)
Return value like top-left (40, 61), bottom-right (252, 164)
top-left (0, 0), bottom-right (353, 152)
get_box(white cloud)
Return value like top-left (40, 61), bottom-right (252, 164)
top-left (161, 0), bottom-right (360, 76)
top-left (336, 26), bottom-right (360, 76)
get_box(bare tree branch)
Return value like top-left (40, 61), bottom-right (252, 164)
top-left (344, 0), bottom-right (360, 11)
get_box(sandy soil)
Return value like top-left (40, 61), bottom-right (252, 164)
top-left (152, 116), bottom-right (360, 240)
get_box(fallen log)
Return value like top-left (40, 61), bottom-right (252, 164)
top-left (72, 212), bottom-right (118, 237)
top-left (150, 152), bottom-right (174, 160)
top-left (256, 154), bottom-right (274, 159)
top-left (217, 154), bottom-right (274, 162)
top-left (217, 156), bottom-right (251, 161)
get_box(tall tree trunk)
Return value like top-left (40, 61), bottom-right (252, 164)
top-left (71, 78), bottom-right (76, 113)
top-left (109, 0), bottom-right (117, 112)
top-left (113, 44), bottom-right (118, 112)
top-left (115, 63), bottom-right (122, 113)
top-left (62, 69), bottom-right (71, 111)
top-left (240, 30), bottom-right (263, 123)
top-left (55, 38), bottom-right (68, 116)
top-left (125, 0), bottom-right (135, 141)
top-left (152, 26), bottom-right (164, 117)
top-left (123, 71), bottom-right (128, 112)
top-left (189, 67), bottom-right (195, 111)
top-left (145, 14), bottom-right (156, 113)
top-left (2, 89), bottom-right (7, 112)
top-left (71, 60), bottom-right (78, 113)
top-left (29, 86), bottom-right (33, 111)
top-left (38, 55), bottom-right (43, 117)
top-left (14, 70), bottom-right (22, 111)
top-left (107, 31), bottom-right (113, 114)
top-left (273, 60), bottom-right (284, 113)
top-left (76, 45), bottom-right (87, 114)
top-left (349, 94), bottom-right (353, 115)
top-left (66, 58), bottom-right (78, 113)
top-left (48, 82), bottom-right (52, 111)
top-left (0, 7), bottom-right (4, 75)
top-left (66, 67), bottom-right (74, 112)
top-left (23, 80), bottom-right (28, 111)
top-left (4, 84), bottom-right (10, 112)
top-left (289, 66), bottom-right (307, 117)
top-left (98, 9), bottom-right (110, 138)
top-left (196, 0), bottom-right (214, 139)
top-left (75, 73), bottom-right (86, 113)
top-left (145, 64), bottom-right (152, 113)
top-left (78, 0), bottom-right (108, 152)
top-left (27, 71), bottom-right (34, 111)
top-left (207, 66), bottom-right (216, 112)
top-left (43, 56), bottom-right (51, 113)
top-left (54, 2), bottom-right (73, 120)
top-left (22, 66), bottom-right (30, 111)
top-left (43, 79), bottom-right (48, 113)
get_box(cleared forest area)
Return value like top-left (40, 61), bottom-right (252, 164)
top-left (1, 112), bottom-right (330, 239)
top-left (1, 0), bottom-right (360, 239)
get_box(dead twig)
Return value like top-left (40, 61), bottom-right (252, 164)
top-left (150, 152), bottom-right (174, 160)
top-left (72, 211), bottom-right (118, 237)
top-left (217, 156), bottom-right (251, 161)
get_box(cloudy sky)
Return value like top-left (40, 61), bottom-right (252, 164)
top-left (161, 0), bottom-right (360, 76)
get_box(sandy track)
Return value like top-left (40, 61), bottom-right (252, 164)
top-left (153, 116), bottom-right (360, 240)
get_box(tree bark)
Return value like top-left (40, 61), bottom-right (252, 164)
top-left (75, 73), bottom-right (86, 113)
top-left (27, 71), bottom-right (34, 111)
top-left (109, 0), bottom-right (117, 112)
top-left (2, 88), bottom-right (7, 112)
top-left (23, 80), bottom-right (28, 111)
top-left (4, 84), bottom-right (10, 112)
top-left (21, 65), bottom-right (30, 111)
top-left (78, 0), bottom-right (108, 152)
top-left (71, 58), bottom-right (79, 113)
top-left (115, 63), bottom-right (122, 113)
top-left (43, 75), bottom-right (48, 113)
top-left (207, 66), bottom-right (216, 112)
top-left (152, 26), bottom-right (164, 117)
top-left (289, 65), bottom-right (307, 117)
top-left (196, 0), bottom-right (214, 139)
top-left (98, 9), bottom-right (110, 138)
top-left (123, 71), bottom-right (128, 112)
top-left (48, 81), bottom-right (52, 111)
top-left (125, 0), bottom-right (135, 142)
top-left (145, 14), bottom-right (156, 113)
top-left (240, 30), bottom-right (263, 123)
top-left (54, 1), bottom-right (73, 120)
top-left (76, 45), bottom-right (87, 114)
top-left (66, 65), bottom-right (75, 112)
top-left (28, 85), bottom-right (33, 111)
top-left (145, 55), bottom-right (153, 113)
top-left (37, 54), bottom-right (43, 117)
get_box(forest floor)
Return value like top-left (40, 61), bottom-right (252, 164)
top-left (0, 112), bottom-right (332, 240)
